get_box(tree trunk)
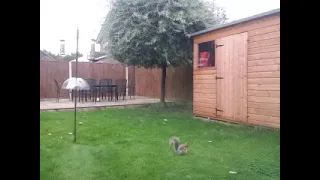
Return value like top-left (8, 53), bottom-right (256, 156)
top-left (160, 64), bottom-right (167, 105)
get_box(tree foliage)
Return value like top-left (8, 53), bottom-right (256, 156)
top-left (102, 0), bottom-right (227, 103)
top-left (102, 0), bottom-right (227, 68)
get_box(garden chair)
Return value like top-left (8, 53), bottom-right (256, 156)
top-left (53, 79), bottom-right (69, 102)
top-left (99, 78), bottom-right (112, 100)
top-left (115, 79), bottom-right (127, 100)
top-left (128, 83), bottom-right (135, 99)
top-left (76, 78), bottom-right (97, 102)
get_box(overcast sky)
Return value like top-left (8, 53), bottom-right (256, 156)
top-left (40, 0), bottom-right (280, 56)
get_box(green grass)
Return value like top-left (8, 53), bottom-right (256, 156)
top-left (40, 103), bottom-right (280, 180)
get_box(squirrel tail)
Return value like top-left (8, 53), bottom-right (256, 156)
top-left (169, 136), bottom-right (180, 152)
top-left (169, 136), bottom-right (180, 145)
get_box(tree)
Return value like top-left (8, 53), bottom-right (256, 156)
top-left (103, 0), bottom-right (227, 104)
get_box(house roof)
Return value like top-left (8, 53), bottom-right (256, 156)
top-left (40, 51), bottom-right (45, 58)
top-left (40, 50), bottom-right (57, 61)
top-left (70, 56), bottom-right (90, 62)
top-left (187, 8), bottom-right (280, 38)
top-left (91, 55), bottom-right (121, 64)
top-left (93, 55), bottom-right (108, 60)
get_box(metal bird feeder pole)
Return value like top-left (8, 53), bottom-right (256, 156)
top-left (74, 28), bottom-right (79, 143)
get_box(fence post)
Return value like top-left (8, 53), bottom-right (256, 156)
top-left (126, 65), bottom-right (129, 97)
top-left (68, 61), bottom-right (72, 100)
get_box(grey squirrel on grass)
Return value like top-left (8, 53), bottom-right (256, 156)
top-left (169, 136), bottom-right (188, 155)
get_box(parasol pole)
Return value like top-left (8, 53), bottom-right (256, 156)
top-left (74, 28), bottom-right (79, 143)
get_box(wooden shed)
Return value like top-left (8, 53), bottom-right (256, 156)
top-left (189, 9), bottom-right (280, 129)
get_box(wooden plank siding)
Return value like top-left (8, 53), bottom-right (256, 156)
top-left (193, 67), bottom-right (217, 118)
top-left (193, 14), bottom-right (280, 129)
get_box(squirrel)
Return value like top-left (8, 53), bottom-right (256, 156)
top-left (169, 136), bottom-right (188, 155)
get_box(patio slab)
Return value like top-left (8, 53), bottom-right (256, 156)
top-left (40, 96), bottom-right (160, 111)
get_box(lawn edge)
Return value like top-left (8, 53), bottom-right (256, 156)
top-left (40, 103), bottom-right (153, 112)
top-left (193, 115), bottom-right (280, 132)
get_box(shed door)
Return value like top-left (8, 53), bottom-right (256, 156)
top-left (216, 32), bottom-right (248, 122)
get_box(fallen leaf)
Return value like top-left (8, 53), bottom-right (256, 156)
top-left (229, 171), bottom-right (237, 174)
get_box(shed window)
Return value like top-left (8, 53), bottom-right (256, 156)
top-left (198, 41), bottom-right (215, 68)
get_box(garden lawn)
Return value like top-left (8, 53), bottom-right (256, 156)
top-left (40, 103), bottom-right (280, 180)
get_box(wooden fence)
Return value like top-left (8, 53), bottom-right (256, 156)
top-left (135, 66), bottom-right (193, 101)
top-left (40, 61), bottom-right (69, 99)
top-left (40, 60), bottom-right (192, 101)
top-left (71, 62), bottom-right (125, 80)
top-left (40, 61), bottom-right (128, 99)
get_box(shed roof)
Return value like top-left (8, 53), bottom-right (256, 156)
top-left (188, 8), bottom-right (280, 38)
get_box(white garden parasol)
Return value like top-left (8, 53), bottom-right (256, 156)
top-left (61, 77), bottom-right (90, 90)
